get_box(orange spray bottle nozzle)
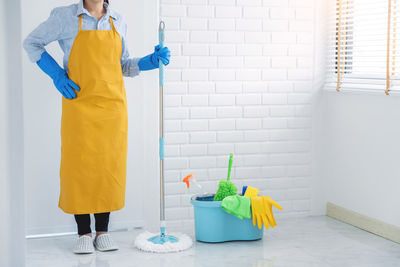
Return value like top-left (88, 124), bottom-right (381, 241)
top-left (183, 174), bottom-right (194, 188)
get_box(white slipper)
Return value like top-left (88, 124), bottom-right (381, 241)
top-left (93, 233), bottom-right (118, 252)
top-left (73, 235), bottom-right (94, 254)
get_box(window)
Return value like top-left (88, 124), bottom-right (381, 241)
top-left (326, 0), bottom-right (400, 94)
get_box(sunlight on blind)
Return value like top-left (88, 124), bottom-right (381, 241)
top-left (387, 0), bottom-right (399, 94)
top-left (326, 0), bottom-right (400, 94)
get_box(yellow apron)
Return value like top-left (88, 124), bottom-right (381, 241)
top-left (59, 15), bottom-right (128, 214)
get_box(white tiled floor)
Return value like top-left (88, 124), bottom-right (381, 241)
top-left (27, 216), bottom-right (400, 267)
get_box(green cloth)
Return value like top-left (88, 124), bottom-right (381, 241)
top-left (221, 195), bottom-right (251, 220)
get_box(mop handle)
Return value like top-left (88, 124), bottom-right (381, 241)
top-left (159, 21), bottom-right (165, 87)
top-left (159, 21), bottom-right (165, 160)
top-left (158, 21), bottom-right (166, 224)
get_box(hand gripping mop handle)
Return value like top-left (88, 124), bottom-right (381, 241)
top-left (158, 21), bottom-right (166, 227)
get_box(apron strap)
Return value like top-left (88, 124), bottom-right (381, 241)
top-left (109, 17), bottom-right (116, 32)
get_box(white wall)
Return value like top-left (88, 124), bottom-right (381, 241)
top-left (21, 0), bottom-right (159, 235)
top-left (0, 0), bottom-right (25, 266)
top-left (159, 0), bottom-right (321, 229)
top-left (311, 0), bottom-right (328, 215)
top-left (321, 92), bottom-right (400, 227)
top-left (0, 2), bottom-right (12, 264)
top-left (316, 0), bottom-right (400, 227)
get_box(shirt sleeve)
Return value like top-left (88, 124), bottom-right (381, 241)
top-left (120, 20), bottom-right (141, 78)
top-left (23, 7), bottom-right (64, 63)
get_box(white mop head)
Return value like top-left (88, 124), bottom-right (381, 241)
top-left (134, 231), bottom-right (193, 253)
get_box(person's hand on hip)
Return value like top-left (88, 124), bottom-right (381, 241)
top-left (37, 51), bottom-right (80, 99)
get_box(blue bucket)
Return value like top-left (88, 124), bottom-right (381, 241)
top-left (190, 193), bottom-right (263, 243)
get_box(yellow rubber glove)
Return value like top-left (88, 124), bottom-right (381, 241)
top-left (251, 196), bottom-right (283, 229)
top-left (244, 186), bottom-right (259, 198)
top-left (263, 196), bottom-right (282, 228)
top-left (251, 196), bottom-right (269, 229)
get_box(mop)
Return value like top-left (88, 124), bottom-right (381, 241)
top-left (134, 21), bottom-right (192, 253)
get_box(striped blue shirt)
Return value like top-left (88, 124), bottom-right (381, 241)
top-left (23, 0), bottom-right (140, 77)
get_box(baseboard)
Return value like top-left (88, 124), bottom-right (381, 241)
top-left (26, 219), bottom-right (145, 239)
top-left (326, 202), bottom-right (400, 244)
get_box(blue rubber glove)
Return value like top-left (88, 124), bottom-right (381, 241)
top-left (138, 45), bottom-right (170, 71)
top-left (36, 51), bottom-right (80, 99)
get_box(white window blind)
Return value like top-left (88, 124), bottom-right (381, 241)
top-left (326, 0), bottom-right (400, 95)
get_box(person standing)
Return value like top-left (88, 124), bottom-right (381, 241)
top-left (23, 0), bottom-right (170, 254)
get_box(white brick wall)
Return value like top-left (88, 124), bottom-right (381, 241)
top-left (160, 0), bottom-right (315, 228)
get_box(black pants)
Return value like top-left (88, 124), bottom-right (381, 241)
top-left (74, 212), bottom-right (110, 235)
